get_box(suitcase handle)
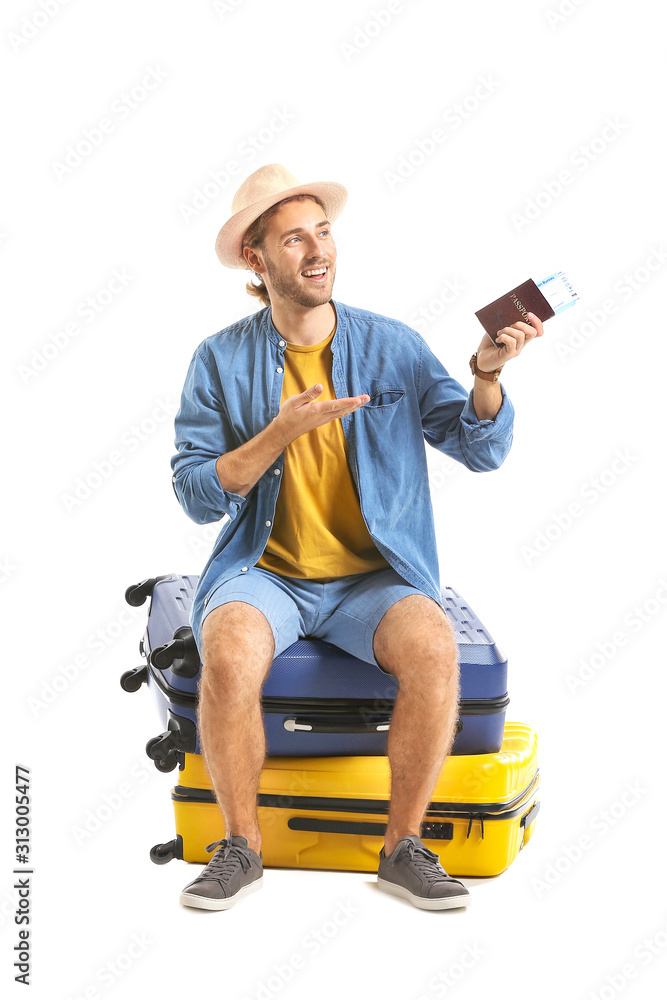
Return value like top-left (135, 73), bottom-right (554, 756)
top-left (283, 715), bottom-right (391, 734)
top-left (520, 800), bottom-right (541, 829)
top-left (283, 716), bottom-right (464, 735)
top-left (287, 817), bottom-right (454, 841)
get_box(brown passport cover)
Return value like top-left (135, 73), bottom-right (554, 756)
top-left (475, 279), bottom-right (555, 344)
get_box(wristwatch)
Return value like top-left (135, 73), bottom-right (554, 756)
top-left (469, 353), bottom-right (504, 383)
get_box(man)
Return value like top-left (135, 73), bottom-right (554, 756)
top-left (170, 163), bottom-right (542, 912)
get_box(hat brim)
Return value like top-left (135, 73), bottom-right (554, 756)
top-left (215, 180), bottom-right (348, 269)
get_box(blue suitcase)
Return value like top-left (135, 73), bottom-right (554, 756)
top-left (121, 574), bottom-right (509, 771)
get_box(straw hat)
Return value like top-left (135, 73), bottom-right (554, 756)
top-left (214, 163), bottom-right (348, 269)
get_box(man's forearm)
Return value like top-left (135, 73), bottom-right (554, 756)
top-left (472, 376), bottom-right (503, 421)
top-left (216, 418), bottom-right (292, 498)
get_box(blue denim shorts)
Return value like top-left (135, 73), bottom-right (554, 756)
top-left (197, 565), bottom-right (436, 670)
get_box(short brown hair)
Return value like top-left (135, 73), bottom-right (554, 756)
top-left (242, 193), bottom-right (326, 308)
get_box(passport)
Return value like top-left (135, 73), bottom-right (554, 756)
top-left (475, 271), bottom-right (578, 344)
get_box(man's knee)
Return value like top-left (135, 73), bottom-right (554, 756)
top-left (200, 601), bottom-right (275, 687)
top-left (373, 594), bottom-right (458, 683)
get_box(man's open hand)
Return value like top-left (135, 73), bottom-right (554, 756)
top-left (475, 312), bottom-right (544, 372)
top-left (273, 383), bottom-right (370, 445)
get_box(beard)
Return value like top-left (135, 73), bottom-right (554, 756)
top-left (264, 255), bottom-right (336, 309)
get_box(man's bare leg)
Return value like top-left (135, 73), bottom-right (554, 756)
top-left (198, 601), bottom-right (275, 855)
top-left (372, 595), bottom-right (460, 857)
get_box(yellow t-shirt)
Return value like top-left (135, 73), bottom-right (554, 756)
top-left (255, 320), bottom-right (390, 580)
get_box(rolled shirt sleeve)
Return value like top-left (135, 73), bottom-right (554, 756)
top-left (170, 345), bottom-right (249, 525)
top-left (418, 336), bottom-right (514, 472)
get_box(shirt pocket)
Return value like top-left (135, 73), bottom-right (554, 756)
top-left (364, 384), bottom-right (406, 408)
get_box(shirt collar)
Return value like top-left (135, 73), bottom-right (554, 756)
top-left (263, 299), bottom-right (346, 352)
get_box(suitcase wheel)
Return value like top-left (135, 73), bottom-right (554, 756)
top-left (146, 732), bottom-right (180, 771)
top-left (125, 581), bottom-right (153, 607)
top-left (154, 753), bottom-right (178, 773)
top-left (124, 575), bottom-right (172, 607)
top-left (150, 628), bottom-right (200, 679)
top-left (145, 737), bottom-right (179, 772)
top-left (150, 837), bottom-right (182, 865)
top-left (120, 667), bottom-right (148, 693)
top-left (146, 733), bottom-right (174, 758)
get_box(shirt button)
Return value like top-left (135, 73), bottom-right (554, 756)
top-left (241, 566), bottom-right (248, 572)
top-left (276, 366), bottom-right (283, 374)
top-left (265, 520), bottom-right (271, 527)
top-left (172, 476), bottom-right (176, 482)
top-left (274, 468), bottom-right (280, 475)
top-left (279, 340), bottom-right (285, 347)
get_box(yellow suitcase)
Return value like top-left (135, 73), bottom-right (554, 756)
top-left (151, 721), bottom-right (539, 877)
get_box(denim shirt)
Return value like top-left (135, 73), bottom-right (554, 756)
top-left (170, 299), bottom-right (514, 646)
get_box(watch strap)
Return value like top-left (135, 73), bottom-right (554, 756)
top-left (469, 353), bottom-right (503, 383)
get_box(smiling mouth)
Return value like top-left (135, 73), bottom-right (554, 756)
top-left (301, 265), bottom-right (329, 282)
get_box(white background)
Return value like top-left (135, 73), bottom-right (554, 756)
top-left (4, 1), bottom-right (666, 997)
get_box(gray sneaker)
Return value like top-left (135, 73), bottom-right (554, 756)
top-left (377, 835), bottom-right (471, 910)
top-left (179, 836), bottom-right (263, 910)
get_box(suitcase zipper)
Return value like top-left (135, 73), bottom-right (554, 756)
top-left (147, 663), bottom-right (509, 717)
top-left (171, 770), bottom-right (540, 838)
